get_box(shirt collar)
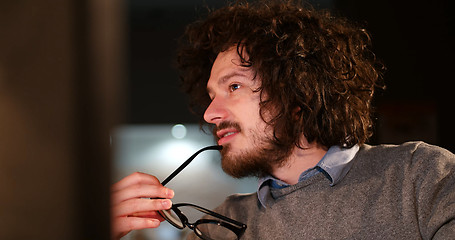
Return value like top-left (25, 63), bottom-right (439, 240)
top-left (257, 144), bottom-right (360, 207)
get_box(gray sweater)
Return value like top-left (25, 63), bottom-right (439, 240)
top-left (188, 142), bottom-right (455, 239)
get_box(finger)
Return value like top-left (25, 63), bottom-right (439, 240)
top-left (112, 172), bottom-right (161, 192)
top-left (112, 216), bottom-right (161, 239)
top-left (113, 198), bottom-right (173, 218)
top-left (111, 184), bottom-right (174, 205)
top-left (130, 211), bottom-right (165, 221)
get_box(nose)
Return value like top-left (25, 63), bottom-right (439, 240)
top-left (203, 96), bottom-right (228, 124)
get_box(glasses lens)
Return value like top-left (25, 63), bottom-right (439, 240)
top-left (160, 209), bottom-right (185, 229)
top-left (195, 222), bottom-right (238, 240)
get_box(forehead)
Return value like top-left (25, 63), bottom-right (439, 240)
top-left (208, 47), bottom-right (255, 87)
top-left (211, 47), bottom-right (243, 73)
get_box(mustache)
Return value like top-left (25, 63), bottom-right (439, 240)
top-left (212, 121), bottom-right (242, 140)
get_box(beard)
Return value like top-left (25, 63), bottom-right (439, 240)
top-left (213, 121), bottom-right (293, 179)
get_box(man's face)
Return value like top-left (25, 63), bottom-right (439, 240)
top-left (204, 47), bottom-right (287, 178)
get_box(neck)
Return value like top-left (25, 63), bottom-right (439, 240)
top-left (271, 142), bottom-right (328, 185)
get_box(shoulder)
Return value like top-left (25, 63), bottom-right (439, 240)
top-left (356, 141), bottom-right (455, 179)
top-left (407, 141), bottom-right (455, 163)
top-left (217, 192), bottom-right (258, 209)
top-left (358, 141), bottom-right (454, 164)
top-left (211, 192), bottom-right (260, 218)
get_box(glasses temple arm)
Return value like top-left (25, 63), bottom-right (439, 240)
top-left (161, 145), bottom-right (222, 186)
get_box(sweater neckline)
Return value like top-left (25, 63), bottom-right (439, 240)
top-left (270, 173), bottom-right (329, 200)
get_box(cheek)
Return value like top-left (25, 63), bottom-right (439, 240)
top-left (231, 90), bottom-right (265, 125)
top-left (247, 110), bottom-right (272, 134)
top-left (242, 104), bottom-right (262, 124)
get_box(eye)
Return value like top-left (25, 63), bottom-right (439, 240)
top-left (229, 83), bottom-right (241, 92)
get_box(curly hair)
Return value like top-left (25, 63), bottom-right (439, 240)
top-left (177, 0), bottom-right (385, 148)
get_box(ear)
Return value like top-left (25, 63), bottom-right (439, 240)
top-left (293, 106), bottom-right (301, 120)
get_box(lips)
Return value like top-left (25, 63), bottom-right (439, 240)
top-left (222, 132), bottom-right (236, 137)
top-left (213, 121), bottom-right (242, 145)
top-left (216, 128), bottom-right (240, 145)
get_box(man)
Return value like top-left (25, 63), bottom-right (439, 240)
top-left (111, 0), bottom-right (455, 239)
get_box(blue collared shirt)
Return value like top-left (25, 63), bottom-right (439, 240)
top-left (257, 144), bottom-right (360, 207)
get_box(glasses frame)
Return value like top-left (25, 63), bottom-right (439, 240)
top-left (157, 145), bottom-right (247, 240)
top-left (163, 203), bottom-right (246, 239)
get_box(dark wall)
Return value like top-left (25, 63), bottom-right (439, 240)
top-left (126, 2), bottom-right (225, 125)
top-left (126, 0), bottom-right (454, 152)
top-left (334, 0), bottom-right (454, 152)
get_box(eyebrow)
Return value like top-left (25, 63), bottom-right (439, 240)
top-left (220, 71), bottom-right (249, 83)
top-left (207, 71), bottom-right (250, 96)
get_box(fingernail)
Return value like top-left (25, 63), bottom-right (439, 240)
top-left (149, 219), bottom-right (161, 227)
top-left (166, 189), bottom-right (174, 198)
top-left (162, 199), bottom-right (172, 208)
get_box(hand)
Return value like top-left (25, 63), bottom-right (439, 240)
top-left (111, 172), bottom-right (174, 239)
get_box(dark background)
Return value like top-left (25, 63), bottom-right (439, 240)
top-left (0, 1), bottom-right (451, 239)
top-left (125, 0), bottom-right (454, 152)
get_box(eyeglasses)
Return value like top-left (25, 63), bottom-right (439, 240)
top-left (158, 145), bottom-right (247, 240)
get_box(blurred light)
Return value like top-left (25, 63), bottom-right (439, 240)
top-left (171, 124), bottom-right (187, 139)
top-left (155, 140), bottom-right (197, 166)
